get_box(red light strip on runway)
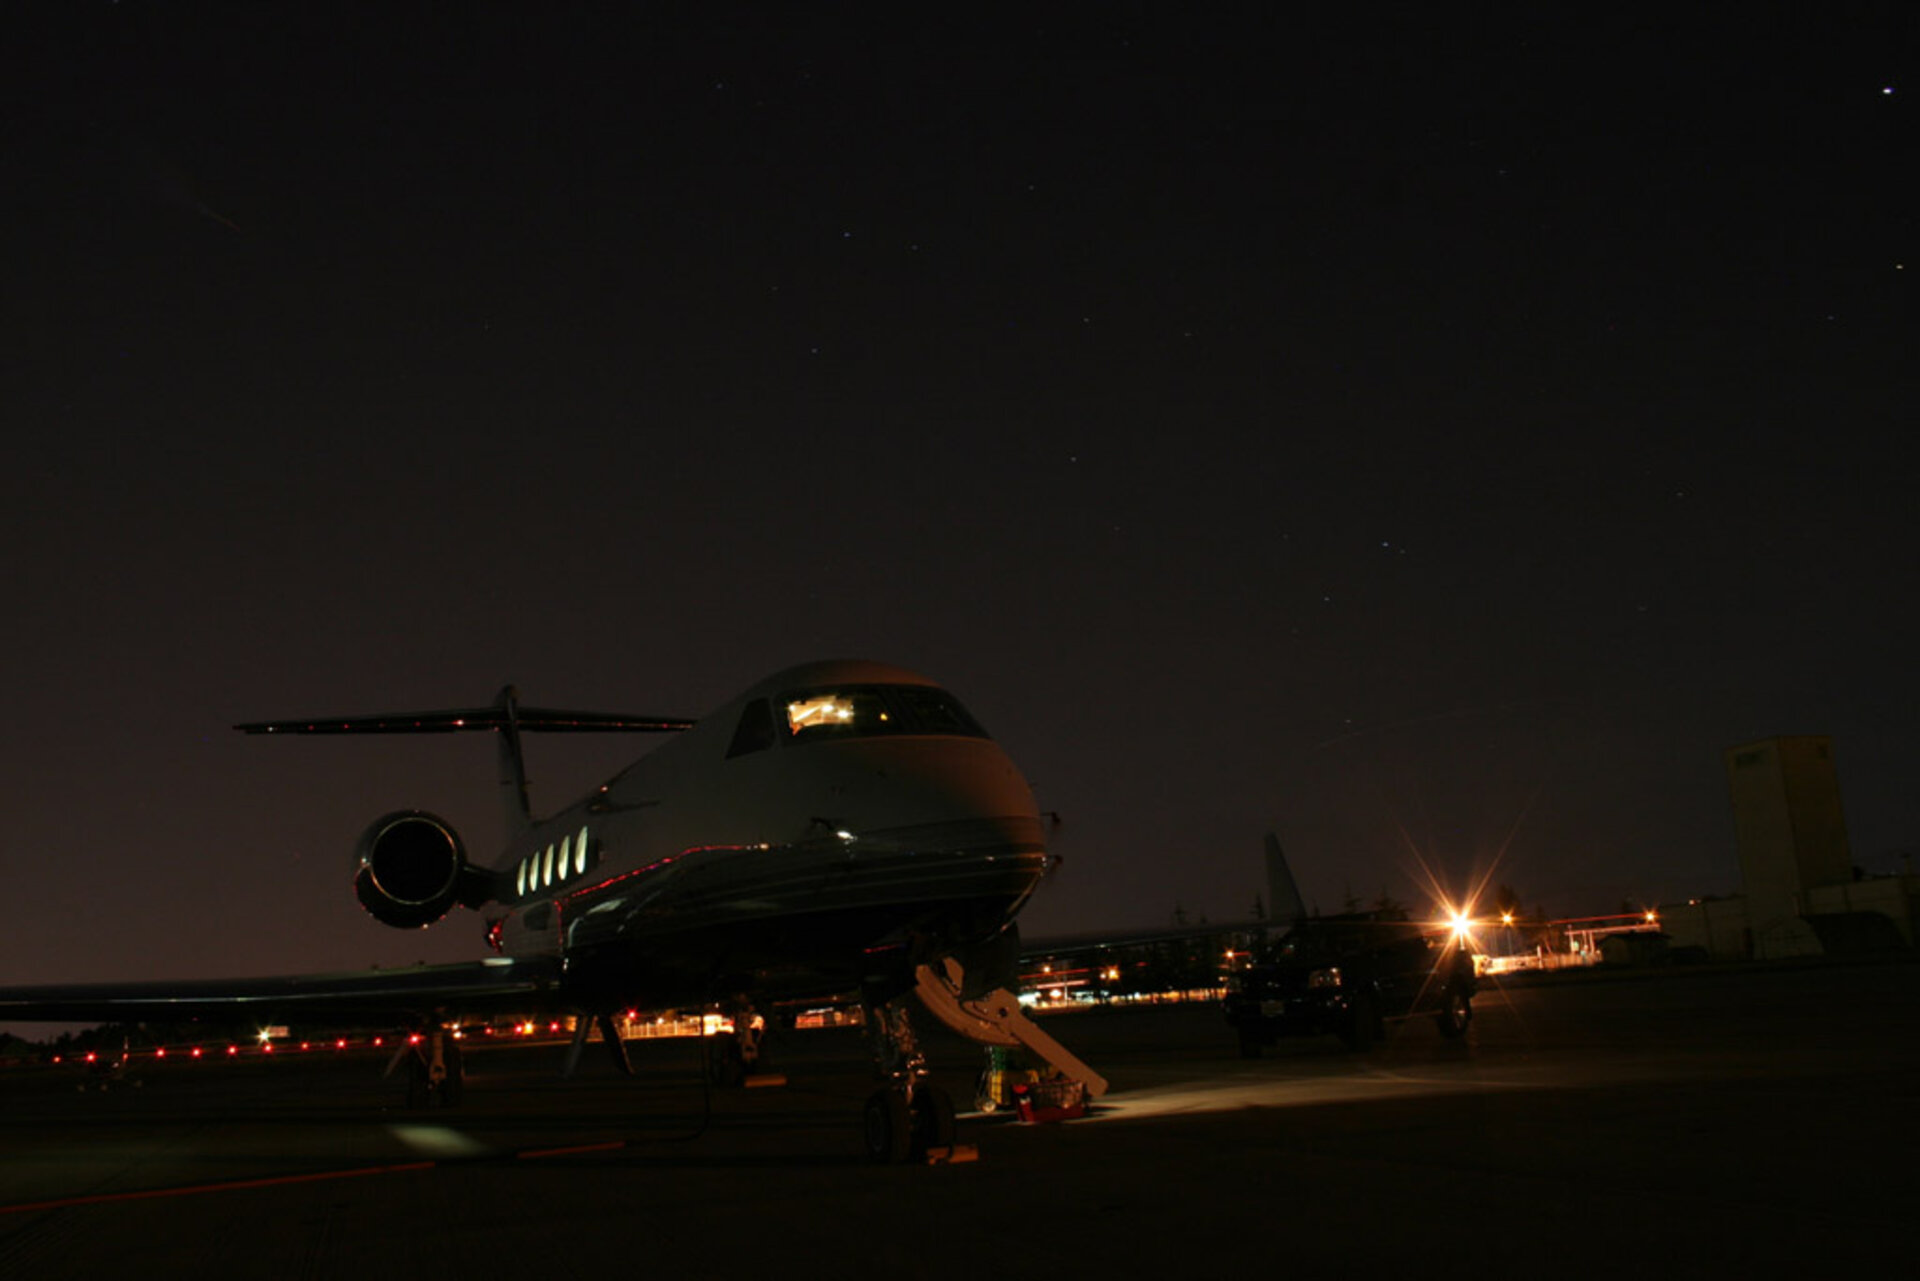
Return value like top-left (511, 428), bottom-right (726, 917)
top-left (0, 1161), bottom-right (436, 1217)
top-left (0, 1134), bottom-right (670, 1214)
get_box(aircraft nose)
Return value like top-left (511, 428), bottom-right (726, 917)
top-left (834, 740), bottom-right (1039, 831)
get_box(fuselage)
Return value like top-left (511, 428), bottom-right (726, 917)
top-left (488, 661), bottom-right (1048, 1012)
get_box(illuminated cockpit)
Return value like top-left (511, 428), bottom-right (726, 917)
top-left (782, 684), bottom-right (987, 743)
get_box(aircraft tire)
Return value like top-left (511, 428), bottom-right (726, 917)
top-left (440, 1038), bottom-right (465, 1105)
top-left (1437, 988), bottom-right (1472, 1039)
top-left (910, 1083), bottom-right (956, 1157)
top-left (1339, 993), bottom-right (1379, 1051)
top-left (708, 1037), bottom-right (747, 1087)
top-left (863, 1089), bottom-right (913, 1164)
top-left (405, 1056), bottom-right (432, 1109)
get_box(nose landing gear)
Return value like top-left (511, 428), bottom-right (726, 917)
top-left (861, 999), bottom-right (957, 1163)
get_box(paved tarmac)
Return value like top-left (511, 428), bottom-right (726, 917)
top-left (3, 958), bottom-right (1917, 1278)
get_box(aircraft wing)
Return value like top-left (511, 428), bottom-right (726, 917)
top-left (0, 956), bottom-right (564, 1026)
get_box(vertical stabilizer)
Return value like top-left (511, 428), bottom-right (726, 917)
top-left (495, 685), bottom-right (534, 834)
top-left (1264, 832), bottom-right (1305, 923)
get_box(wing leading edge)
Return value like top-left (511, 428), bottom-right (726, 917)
top-left (0, 956), bottom-right (565, 1026)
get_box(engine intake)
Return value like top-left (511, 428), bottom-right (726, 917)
top-left (354, 810), bottom-right (481, 929)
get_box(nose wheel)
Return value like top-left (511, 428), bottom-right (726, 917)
top-left (862, 1080), bottom-right (956, 1163)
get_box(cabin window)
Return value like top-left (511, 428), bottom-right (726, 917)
top-left (726, 698), bottom-right (777, 758)
top-left (782, 685), bottom-right (988, 743)
top-left (575, 826), bottom-right (590, 875)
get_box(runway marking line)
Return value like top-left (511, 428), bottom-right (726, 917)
top-left (0, 1161), bottom-right (437, 1217)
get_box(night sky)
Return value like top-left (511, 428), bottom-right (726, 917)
top-left (4, 5), bottom-right (1913, 999)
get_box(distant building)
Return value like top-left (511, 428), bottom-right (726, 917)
top-left (1661, 736), bottom-right (1917, 960)
top-left (1728, 735), bottom-right (1850, 957)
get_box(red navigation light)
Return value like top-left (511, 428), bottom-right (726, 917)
top-left (261, 1043), bottom-right (273, 1054)
top-left (155, 1047), bottom-right (167, 1059)
top-left (191, 1047), bottom-right (203, 1059)
top-left (84, 1052), bottom-right (97, 1063)
top-left (299, 1042), bottom-right (310, 1051)
top-left (373, 1036), bottom-right (384, 1047)
top-left (336, 1038), bottom-right (348, 1050)
top-left (227, 1045), bottom-right (238, 1056)
top-left (408, 1033), bottom-right (422, 1046)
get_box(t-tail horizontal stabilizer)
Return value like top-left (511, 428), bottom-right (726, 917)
top-left (236, 687), bottom-right (697, 833)
top-left (914, 958), bottom-right (1109, 1098)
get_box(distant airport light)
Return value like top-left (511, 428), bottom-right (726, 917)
top-left (1645, 911), bottom-right (1658, 924)
top-left (227, 1045), bottom-right (239, 1056)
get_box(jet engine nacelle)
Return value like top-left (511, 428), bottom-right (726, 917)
top-left (353, 810), bottom-right (483, 929)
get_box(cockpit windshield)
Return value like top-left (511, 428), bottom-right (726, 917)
top-left (782, 684), bottom-right (988, 743)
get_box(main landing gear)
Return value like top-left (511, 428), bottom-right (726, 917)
top-left (861, 999), bottom-right (956, 1164)
top-left (390, 1026), bottom-right (463, 1108)
top-left (706, 1007), bottom-right (770, 1087)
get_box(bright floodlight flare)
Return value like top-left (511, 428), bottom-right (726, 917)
top-left (1447, 908), bottom-right (1472, 938)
